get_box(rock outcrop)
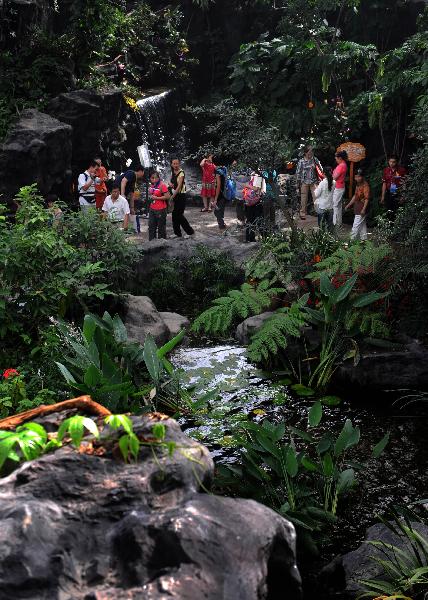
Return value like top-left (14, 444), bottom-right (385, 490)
top-left (124, 295), bottom-right (171, 346)
top-left (47, 89), bottom-right (126, 173)
top-left (334, 338), bottom-right (428, 391)
top-left (0, 109), bottom-right (72, 204)
top-left (236, 312), bottom-right (276, 345)
top-left (134, 235), bottom-right (258, 279)
top-left (322, 521), bottom-right (428, 597)
top-left (0, 413), bottom-right (302, 599)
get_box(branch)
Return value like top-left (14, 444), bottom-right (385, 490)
top-left (0, 396), bottom-right (111, 430)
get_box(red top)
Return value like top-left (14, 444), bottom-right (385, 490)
top-left (149, 181), bottom-right (169, 211)
top-left (333, 162), bottom-right (347, 189)
top-left (382, 166), bottom-right (406, 191)
top-left (202, 161), bottom-right (216, 183)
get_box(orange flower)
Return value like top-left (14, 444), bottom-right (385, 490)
top-left (313, 255), bottom-right (322, 263)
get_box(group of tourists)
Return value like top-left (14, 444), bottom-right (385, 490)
top-left (295, 146), bottom-right (406, 240)
top-left (75, 147), bottom-right (407, 243)
top-left (77, 158), bottom-right (194, 241)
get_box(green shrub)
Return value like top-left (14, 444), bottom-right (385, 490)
top-left (0, 185), bottom-right (139, 362)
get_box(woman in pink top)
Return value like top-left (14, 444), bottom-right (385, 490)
top-left (200, 154), bottom-right (216, 212)
top-left (332, 150), bottom-right (348, 227)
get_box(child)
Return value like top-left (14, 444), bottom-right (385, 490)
top-left (148, 171), bottom-right (171, 241)
top-left (314, 166), bottom-right (335, 230)
top-left (345, 169), bottom-right (370, 241)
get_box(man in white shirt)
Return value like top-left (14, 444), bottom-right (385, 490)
top-left (78, 160), bottom-right (99, 210)
top-left (102, 185), bottom-right (130, 229)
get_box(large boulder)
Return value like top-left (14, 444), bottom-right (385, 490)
top-left (334, 338), bottom-right (428, 391)
top-left (124, 295), bottom-right (170, 346)
top-left (236, 312), bottom-right (276, 345)
top-left (135, 235), bottom-right (258, 280)
top-left (0, 413), bottom-right (302, 599)
top-left (47, 88), bottom-right (126, 173)
top-left (322, 521), bottom-right (428, 597)
top-left (159, 312), bottom-right (191, 338)
top-left (0, 109), bottom-right (72, 204)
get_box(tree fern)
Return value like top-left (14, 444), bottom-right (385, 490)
top-left (192, 280), bottom-right (285, 337)
top-left (307, 242), bottom-right (392, 280)
top-left (247, 295), bottom-right (309, 363)
top-left (345, 310), bottom-right (390, 338)
top-left (245, 239), bottom-right (293, 286)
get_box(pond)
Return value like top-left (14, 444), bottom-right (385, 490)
top-left (173, 343), bottom-right (428, 597)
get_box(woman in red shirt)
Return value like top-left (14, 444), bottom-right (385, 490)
top-left (200, 154), bottom-right (216, 212)
top-left (332, 150), bottom-right (348, 227)
top-left (94, 157), bottom-right (108, 210)
top-left (148, 171), bottom-right (171, 241)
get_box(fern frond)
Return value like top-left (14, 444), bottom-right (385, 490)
top-left (307, 242), bottom-right (392, 279)
top-left (192, 281), bottom-right (285, 337)
top-left (247, 298), bottom-right (309, 363)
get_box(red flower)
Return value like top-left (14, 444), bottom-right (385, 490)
top-left (313, 255), bottom-right (321, 263)
top-left (3, 368), bottom-right (19, 379)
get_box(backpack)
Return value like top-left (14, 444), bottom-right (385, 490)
top-left (243, 186), bottom-right (262, 207)
top-left (216, 166), bottom-right (236, 201)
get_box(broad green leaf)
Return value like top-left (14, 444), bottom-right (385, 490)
top-left (332, 272), bottom-right (358, 303)
top-left (288, 426), bottom-right (314, 443)
top-left (337, 468), bottom-right (355, 492)
top-left (285, 445), bottom-right (298, 477)
top-left (320, 395), bottom-right (342, 406)
top-left (112, 314), bottom-right (128, 343)
top-left (372, 432), bottom-right (390, 458)
top-left (56, 362), bottom-right (76, 384)
top-left (317, 433), bottom-right (334, 454)
top-left (152, 423), bottom-right (166, 440)
top-left (301, 455), bottom-right (319, 472)
top-left (83, 314), bottom-right (97, 343)
top-left (352, 291), bottom-right (388, 308)
top-left (322, 452), bottom-right (334, 477)
top-left (69, 417), bottom-right (84, 448)
top-left (143, 335), bottom-right (162, 384)
top-left (118, 434), bottom-right (129, 462)
top-left (128, 433), bottom-right (140, 461)
top-left (84, 364), bottom-right (102, 387)
top-left (19, 422), bottom-right (47, 443)
top-left (308, 401), bottom-right (322, 427)
top-left (291, 383), bottom-right (315, 397)
top-left (157, 329), bottom-right (185, 358)
top-left (320, 273), bottom-right (335, 297)
top-left (105, 414), bottom-right (133, 434)
top-left (334, 419), bottom-right (354, 456)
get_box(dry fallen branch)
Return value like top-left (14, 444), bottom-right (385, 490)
top-left (0, 396), bottom-right (111, 430)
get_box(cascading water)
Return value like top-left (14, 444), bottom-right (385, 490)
top-left (136, 90), bottom-right (173, 172)
top-left (135, 88), bottom-right (200, 192)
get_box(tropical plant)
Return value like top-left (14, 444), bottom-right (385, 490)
top-left (0, 185), bottom-right (138, 360)
top-left (0, 422), bottom-right (61, 472)
top-left (358, 507), bottom-right (428, 600)
top-left (217, 405), bottom-right (389, 551)
top-left (247, 295), bottom-right (310, 363)
top-left (0, 412), bottom-right (178, 474)
top-left (192, 279), bottom-right (285, 337)
top-left (0, 368), bottom-right (56, 418)
top-left (55, 312), bottom-right (184, 412)
top-left (305, 272), bottom-right (389, 390)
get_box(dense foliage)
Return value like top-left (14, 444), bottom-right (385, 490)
top-left (0, 1), bottom-right (194, 139)
top-left (0, 185), bottom-right (139, 367)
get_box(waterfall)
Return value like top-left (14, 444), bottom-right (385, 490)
top-left (136, 90), bottom-right (173, 172)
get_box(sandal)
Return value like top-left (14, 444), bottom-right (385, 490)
top-left (201, 208), bottom-right (208, 212)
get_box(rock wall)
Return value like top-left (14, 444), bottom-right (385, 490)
top-left (47, 89), bottom-right (128, 174)
top-left (0, 109), bottom-right (73, 203)
top-left (0, 413), bottom-right (302, 599)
